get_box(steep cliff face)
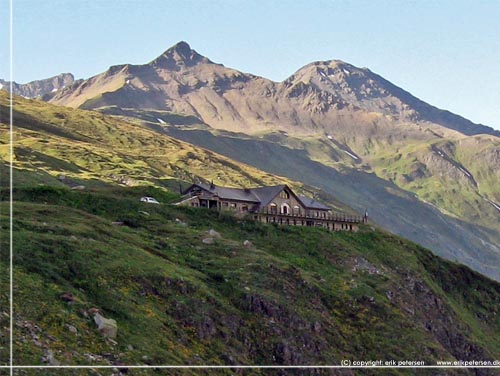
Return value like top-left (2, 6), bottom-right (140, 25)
top-left (0, 73), bottom-right (75, 98)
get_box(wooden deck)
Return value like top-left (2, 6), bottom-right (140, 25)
top-left (258, 210), bottom-right (365, 223)
top-left (255, 211), bottom-right (365, 232)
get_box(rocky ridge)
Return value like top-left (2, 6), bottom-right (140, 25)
top-left (49, 42), bottom-right (499, 137)
top-left (0, 73), bottom-right (75, 99)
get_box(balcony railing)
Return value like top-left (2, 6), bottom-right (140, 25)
top-left (257, 210), bottom-right (365, 223)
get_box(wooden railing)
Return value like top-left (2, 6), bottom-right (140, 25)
top-left (258, 210), bottom-right (365, 223)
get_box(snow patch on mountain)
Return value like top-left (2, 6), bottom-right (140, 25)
top-left (343, 150), bottom-right (359, 160)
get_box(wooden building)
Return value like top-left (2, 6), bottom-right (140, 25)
top-left (178, 183), bottom-right (366, 232)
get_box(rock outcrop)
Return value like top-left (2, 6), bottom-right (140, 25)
top-left (92, 312), bottom-right (118, 339)
top-left (0, 73), bottom-right (75, 98)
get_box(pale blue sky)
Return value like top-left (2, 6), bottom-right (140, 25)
top-left (2, 0), bottom-right (499, 129)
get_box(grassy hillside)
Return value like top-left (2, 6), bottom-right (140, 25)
top-left (1, 90), bottom-right (499, 374)
top-left (0, 90), bottom-right (284, 190)
top-left (0, 91), bottom-right (353, 217)
top-left (3, 87), bottom-right (499, 282)
top-left (1, 185), bottom-right (500, 375)
top-left (151, 126), bottom-right (500, 282)
top-left (366, 137), bottom-right (500, 230)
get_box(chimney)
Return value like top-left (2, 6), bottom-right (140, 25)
top-left (210, 180), bottom-right (215, 190)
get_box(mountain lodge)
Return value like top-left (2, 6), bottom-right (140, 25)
top-left (178, 183), bottom-right (366, 231)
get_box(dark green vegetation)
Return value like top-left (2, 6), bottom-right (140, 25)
top-left (1, 185), bottom-right (500, 375)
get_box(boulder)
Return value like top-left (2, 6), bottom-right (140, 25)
top-left (202, 237), bottom-right (214, 245)
top-left (207, 229), bottom-right (221, 238)
top-left (65, 324), bottom-right (78, 334)
top-left (93, 313), bottom-right (118, 339)
top-left (87, 307), bottom-right (99, 315)
top-left (42, 349), bottom-right (60, 365)
top-left (59, 292), bottom-right (74, 303)
top-left (175, 218), bottom-right (187, 226)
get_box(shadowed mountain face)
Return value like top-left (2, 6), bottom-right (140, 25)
top-left (0, 73), bottom-right (75, 99)
top-left (44, 42), bottom-right (500, 280)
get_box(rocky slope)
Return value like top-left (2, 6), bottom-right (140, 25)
top-left (0, 72), bottom-right (75, 99)
top-left (50, 41), bottom-right (499, 138)
top-left (45, 42), bottom-right (500, 281)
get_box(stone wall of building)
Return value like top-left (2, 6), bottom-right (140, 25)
top-left (263, 188), bottom-right (307, 216)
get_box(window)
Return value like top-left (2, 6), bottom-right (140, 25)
top-left (242, 204), bottom-right (248, 212)
top-left (280, 190), bottom-right (290, 199)
top-left (293, 205), bottom-right (301, 215)
top-left (281, 203), bottom-right (290, 215)
top-left (270, 203), bottom-right (277, 214)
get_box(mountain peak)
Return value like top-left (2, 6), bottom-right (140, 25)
top-left (150, 41), bottom-right (213, 69)
top-left (294, 59), bottom-right (361, 75)
top-left (171, 41), bottom-right (192, 55)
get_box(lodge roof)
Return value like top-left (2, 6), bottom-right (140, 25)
top-left (191, 183), bottom-right (263, 203)
top-left (297, 196), bottom-right (331, 210)
top-left (250, 185), bottom-right (288, 207)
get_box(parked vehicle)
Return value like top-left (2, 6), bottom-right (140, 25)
top-left (140, 196), bottom-right (160, 204)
